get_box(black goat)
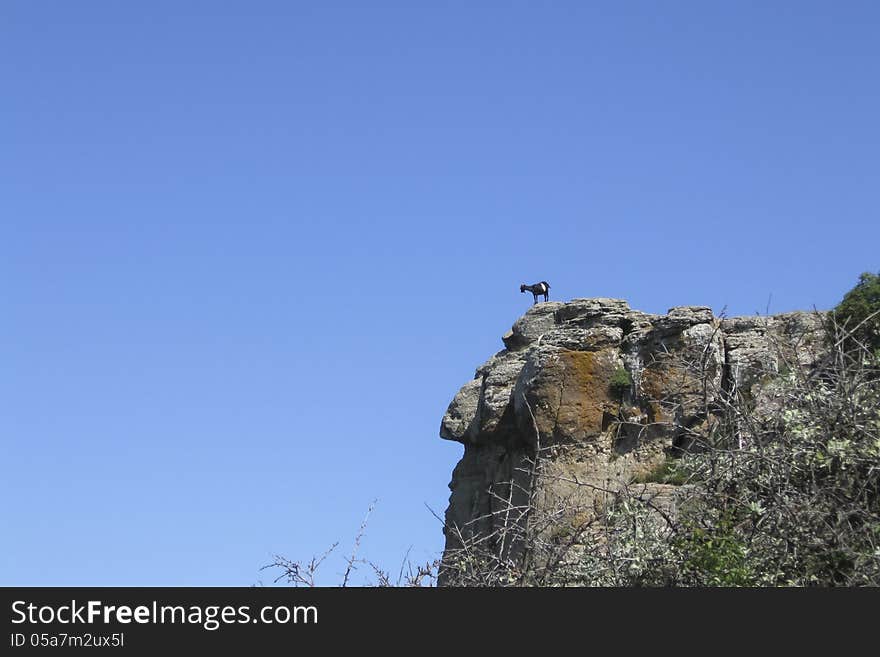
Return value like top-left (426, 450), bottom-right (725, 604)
top-left (520, 281), bottom-right (550, 304)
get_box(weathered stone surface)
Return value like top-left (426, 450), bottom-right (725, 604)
top-left (475, 351), bottom-right (528, 438)
top-left (541, 326), bottom-right (624, 351)
top-left (503, 302), bottom-right (565, 349)
top-left (721, 311), bottom-right (826, 395)
top-left (513, 348), bottom-right (621, 445)
top-left (553, 298), bottom-right (632, 326)
top-left (439, 378), bottom-right (481, 442)
top-left (666, 305), bottom-right (714, 326)
top-left (439, 298), bottom-right (827, 563)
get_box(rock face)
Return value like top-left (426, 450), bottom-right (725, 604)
top-left (439, 298), bottom-right (826, 567)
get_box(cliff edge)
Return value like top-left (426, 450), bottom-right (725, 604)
top-left (438, 298), bottom-right (826, 570)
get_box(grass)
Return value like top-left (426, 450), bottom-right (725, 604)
top-left (632, 457), bottom-right (689, 485)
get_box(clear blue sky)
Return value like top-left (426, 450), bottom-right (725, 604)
top-left (2, 1), bottom-right (878, 585)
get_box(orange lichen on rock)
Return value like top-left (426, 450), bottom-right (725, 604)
top-left (553, 349), bottom-right (619, 443)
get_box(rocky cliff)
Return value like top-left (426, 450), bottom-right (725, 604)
top-left (439, 298), bottom-right (826, 569)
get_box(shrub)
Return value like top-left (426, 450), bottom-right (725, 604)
top-left (832, 271), bottom-right (880, 355)
top-left (631, 457), bottom-right (689, 485)
top-left (675, 512), bottom-right (757, 586)
top-left (609, 367), bottom-right (632, 398)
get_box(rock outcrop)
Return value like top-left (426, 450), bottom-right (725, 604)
top-left (439, 298), bottom-right (826, 565)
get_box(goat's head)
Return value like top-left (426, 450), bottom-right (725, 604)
top-left (520, 284), bottom-right (527, 293)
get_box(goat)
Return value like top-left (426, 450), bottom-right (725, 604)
top-left (520, 281), bottom-right (550, 304)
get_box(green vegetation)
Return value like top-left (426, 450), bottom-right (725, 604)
top-left (675, 513), bottom-right (756, 586)
top-left (631, 456), bottom-right (689, 485)
top-left (609, 366), bottom-right (632, 398)
top-left (832, 271), bottom-right (880, 355)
